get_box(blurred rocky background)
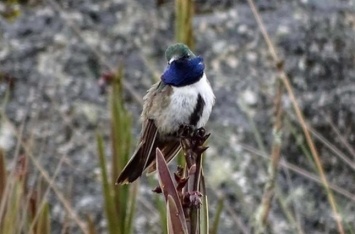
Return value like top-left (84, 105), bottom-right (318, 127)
top-left (0, 0), bottom-right (354, 233)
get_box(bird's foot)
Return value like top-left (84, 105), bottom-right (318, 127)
top-left (178, 125), bottom-right (195, 138)
top-left (178, 125), bottom-right (209, 141)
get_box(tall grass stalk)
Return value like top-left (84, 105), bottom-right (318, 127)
top-left (255, 77), bottom-right (284, 232)
top-left (0, 152), bottom-right (51, 234)
top-left (210, 197), bottom-right (223, 234)
top-left (0, 149), bottom-right (6, 205)
top-left (276, 191), bottom-right (304, 234)
top-left (246, 0), bottom-right (345, 232)
top-left (175, 0), bottom-right (195, 169)
top-left (175, 0), bottom-right (194, 48)
top-left (96, 67), bottom-right (137, 234)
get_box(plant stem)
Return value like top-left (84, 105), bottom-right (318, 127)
top-left (247, 0), bottom-right (344, 232)
top-left (256, 77), bottom-right (284, 232)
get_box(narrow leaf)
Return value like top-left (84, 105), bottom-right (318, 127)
top-left (156, 148), bottom-right (188, 233)
top-left (35, 202), bottom-right (51, 234)
top-left (0, 149), bottom-right (6, 203)
top-left (167, 195), bottom-right (186, 234)
top-left (210, 198), bottom-right (224, 234)
top-left (200, 172), bottom-right (209, 234)
top-left (96, 133), bottom-right (120, 234)
top-left (125, 182), bottom-right (138, 234)
top-left (86, 214), bottom-right (98, 234)
top-left (3, 181), bottom-right (22, 234)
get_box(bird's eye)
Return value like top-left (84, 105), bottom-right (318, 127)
top-left (181, 55), bottom-right (189, 60)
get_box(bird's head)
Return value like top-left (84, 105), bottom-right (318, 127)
top-left (162, 43), bottom-right (204, 87)
top-left (165, 43), bottom-right (195, 63)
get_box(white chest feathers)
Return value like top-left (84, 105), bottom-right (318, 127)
top-left (158, 74), bottom-right (215, 134)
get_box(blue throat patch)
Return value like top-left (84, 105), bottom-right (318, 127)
top-left (161, 56), bottom-right (204, 87)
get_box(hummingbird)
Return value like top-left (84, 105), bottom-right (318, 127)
top-left (116, 43), bottom-right (215, 184)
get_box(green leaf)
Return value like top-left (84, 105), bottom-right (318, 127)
top-left (35, 202), bottom-right (51, 234)
top-left (210, 197), bottom-right (223, 234)
top-left (175, 0), bottom-right (194, 48)
top-left (98, 66), bottom-right (137, 234)
top-left (125, 183), bottom-right (138, 234)
top-left (0, 149), bottom-right (6, 205)
top-left (200, 172), bottom-right (210, 234)
top-left (96, 134), bottom-right (120, 234)
top-left (2, 181), bottom-right (22, 234)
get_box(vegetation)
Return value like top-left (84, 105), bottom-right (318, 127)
top-left (0, 0), bottom-right (353, 233)
top-left (0, 151), bottom-right (51, 234)
top-left (96, 67), bottom-right (137, 234)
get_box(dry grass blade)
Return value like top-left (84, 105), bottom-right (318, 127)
top-left (213, 190), bottom-right (250, 234)
top-left (280, 160), bottom-right (355, 202)
top-left (280, 166), bottom-right (304, 234)
top-left (325, 115), bottom-right (355, 160)
top-left (236, 142), bottom-right (355, 202)
top-left (287, 113), bottom-right (355, 170)
top-left (309, 126), bottom-right (355, 170)
top-left (86, 215), bottom-right (98, 234)
top-left (256, 77), bottom-right (284, 231)
top-left (0, 149), bottom-right (6, 204)
top-left (0, 119), bottom-right (24, 225)
top-left (28, 154), bottom-right (88, 233)
top-left (29, 152), bottom-right (66, 231)
top-left (200, 172), bottom-right (209, 234)
top-left (3, 118), bottom-right (88, 233)
top-left (246, 0), bottom-right (344, 233)
top-left (276, 191), bottom-right (304, 234)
